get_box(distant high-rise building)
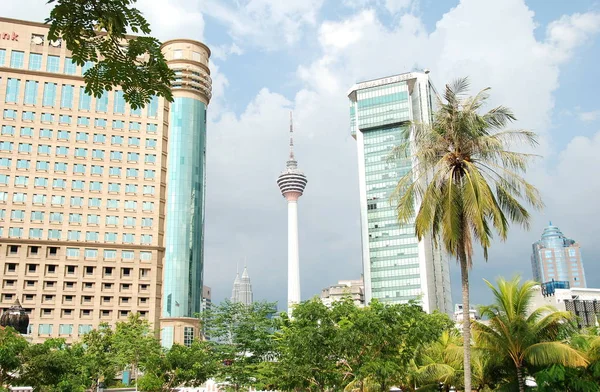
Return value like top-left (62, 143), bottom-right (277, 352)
top-left (347, 71), bottom-right (452, 314)
top-left (231, 266), bottom-right (253, 305)
top-left (531, 222), bottom-right (586, 288)
top-left (0, 17), bottom-right (212, 347)
top-left (277, 113), bottom-right (307, 313)
top-left (201, 285), bottom-right (212, 312)
top-left (320, 278), bottom-right (365, 307)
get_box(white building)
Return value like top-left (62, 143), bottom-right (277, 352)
top-left (529, 281), bottom-right (600, 328)
top-left (347, 71), bottom-right (452, 313)
top-left (320, 278), bottom-right (365, 307)
top-left (453, 303), bottom-right (478, 323)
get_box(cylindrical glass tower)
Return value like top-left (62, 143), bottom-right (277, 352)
top-left (159, 40), bottom-right (212, 348)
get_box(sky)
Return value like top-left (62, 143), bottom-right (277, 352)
top-left (4, 0), bottom-right (600, 310)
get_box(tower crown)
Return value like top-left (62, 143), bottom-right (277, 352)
top-left (277, 112), bottom-right (307, 199)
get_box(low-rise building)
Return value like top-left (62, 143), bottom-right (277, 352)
top-left (320, 278), bottom-right (365, 307)
top-left (529, 280), bottom-right (600, 328)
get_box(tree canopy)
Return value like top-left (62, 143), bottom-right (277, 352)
top-left (46, 0), bottom-right (174, 109)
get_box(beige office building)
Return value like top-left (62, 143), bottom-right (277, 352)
top-left (0, 18), bottom-right (212, 345)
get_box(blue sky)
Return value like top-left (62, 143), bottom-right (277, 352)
top-left (6, 0), bottom-right (600, 309)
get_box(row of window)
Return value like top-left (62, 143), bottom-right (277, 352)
top-left (0, 192), bottom-right (156, 208)
top-left (3, 263), bottom-right (151, 278)
top-left (0, 139), bottom-right (158, 154)
top-left (0, 210), bottom-right (153, 226)
top-left (3, 110), bottom-right (159, 134)
top-left (1, 277), bottom-right (149, 293)
top-left (2, 77), bottom-right (159, 117)
top-left (0, 173), bottom-right (157, 190)
top-left (1, 227), bottom-right (153, 243)
top-left (3, 245), bottom-right (152, 260)
top-left (1, 187), bottom-right (156, 204)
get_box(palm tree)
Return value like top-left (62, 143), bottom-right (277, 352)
top-left (393, 77), bottom-right (543, 391)
top-left (414, 330), bottom-right (464, 391)
top-left (473, 277), bottom-right (588, 391)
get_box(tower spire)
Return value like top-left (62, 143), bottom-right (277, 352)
top-left (289, 111), bottom-right (295, 161)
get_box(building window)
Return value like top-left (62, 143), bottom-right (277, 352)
top-left (5, 78), bottom-right (20, 104)
top-left (59, 324), bottom-right (73, 335)
top-left (10, 51), bottom-right (24, 68)
top-left (126, 184), bottom-right (138, 194)
top-left (130, 122), bottom-right (141, 131)
top-left (86, 232), bottom-right (99, 241)
top-left (91, 165), bottom-right (103, 175)
top-left (93, 133), bottom-right (106, 143)
top-left (47, 55), bottom-right (60, 72)
top-left (42, 82), bottom-right (57, 107)
top-left (122, 233), bottom-right (135, 244)
top-left (70, 196), bottom-right (83, 207)
top-left (0, 49), bottom-right (5, 66)
top-left (96, 91), bottom-right (108, 112)
top-left (72, 179), bottom-right (85, 190)
top-left (34, 177), bottom-right (48, 187)
top-left (87, 214), bottom-right (100, 224)
top-left (68, 230), bottom-right (81, 241)
top-left (147, 96), bottom-right (159, 118)
top-left (122, 250), bottom-right (134, 260)
top-left (1, 125), bottom-right (15, 135)
top-left (69, 213), bottom-right (82, 224)
top-left (64, 58), bottom-right (77, 75)
top-left (23, 81), bottom-right (38, 105)
top-left (183, 327), bottom-right (194, 347)
top-left (88, 198), bottom-right (101, 208)
top-left (20, 127), bottom-right (33, 137)
top-left (60, 84), bottom-right (74, 109)
top-left (28, 53), bottom-right (42, 71)
top-left (54, 162), bottom-right (68, 172)
top-left (29, 228), bottom-right (43, 239)
top-left (48, 230), bottom-right (62, 240)
top-left (128, 137), bottom-right (140, 147)
top-left (95, 118), bottom-right (107, 128)
top-left (141, 235), bottom-right (152, 244)
top-left (89, 181), bottom-right (102, 192)
top-left (39, 127), bottom-right (53, 137)
top-left (32, 194), bottom-right (47, 205)
top-left (109, 167), bottom-right (121, 176)
top-left (38, 324), bottom-right (53, 335)
top-left (105, 232), bottom-right (117, 242)
top-left (59, 115), bottom-right (72, 124)
top-left (143, 185), bottom-right (155, 196)
top-left (127, 152), bottom-right (139, 162)
top-left (142, 202), bottom-right (153, 211)
top-left (112, 120), bottom-right (124, 129)
top-left (107, 199), bottom-right (119, 209)
top-left (3, 109), bottom-right (17, 120)
top-left (57, 130), bottom-right (71, 141)
top-left (92, 149), bottom-right (105, 160)
top-left (111, 135), bottom-right (123, 145)
top-left (114, 90), bottom-right (125, 114)
top-left (108, 183), bottom-right (120, 193)
top-left (79, 87), bottom-right (92, 110)
top-left (82, 61), bottom-right (94, 74)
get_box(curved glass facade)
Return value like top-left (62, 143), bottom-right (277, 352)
top-left (163, 97), bottom-right (207, 318)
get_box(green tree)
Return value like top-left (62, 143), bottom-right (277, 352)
top-left (273, 299), bottom-right (347, 392)
top-left (473, 277), bottom-right (588, 392)
top-left (46, 0), bottom-right (174, 109)
top-left (79, 323), bottom-right (117, 390)
top-left (18, 338), bottom-right (88, 391)
top-left (112, 313), bottom-right (161, 390)
top-left (138, 341), bottom-right (218, 392)
top-left (0, 327), bottom-right (29, 388)
top-left (202, 301), bottom-right (277, 392)
top-left (393, 77), bottom-right (543, 391)
top-left (414, 330), bottom-right (464, 391)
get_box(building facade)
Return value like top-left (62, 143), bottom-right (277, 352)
top-left (531, 222), bottom-right (586, 288)
top-left (320, 278), bottom-right (365, 307)
top-left (530, 281), bottom-right (600, 328)
top-left (0, 18), bottom-right (211, 345)
top-left (347, 72), bottom-right (452, 314)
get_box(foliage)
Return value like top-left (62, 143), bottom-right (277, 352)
top-left (112, 313), bottom-right (162, 387)
top-left (79, 323), bottom-right (117, 390)
top-left (392, 76), bottom-right (543, 392)
top-left (18, 338), bottom-right (88, 391)
top-left (46, 0), bottom-right (174, 109)
top-left (473, 277), bottom-right (587, 392)
top-left (201, 300), bottom-right (277, 391)
top-left (270, 298), bottom-right (452, 392)
top-left (138, 341), bottom-right (218, 392)
top-left (0, 327), bottom-right (29, 387)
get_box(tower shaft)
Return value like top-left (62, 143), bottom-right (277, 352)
top-left (287, 200), bottom-right (301, 310)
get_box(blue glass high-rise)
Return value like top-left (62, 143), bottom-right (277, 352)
top-left (159, 40), bottom-right (212, 348)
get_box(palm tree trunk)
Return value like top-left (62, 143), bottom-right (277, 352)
top-left (516, 365), bottom-right (525, 392)
top-left (460, 251), bottom-right (472, 392)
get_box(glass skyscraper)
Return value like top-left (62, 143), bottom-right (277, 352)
top-left (531, 222), bottom-right (586, 288)
top-left (348, 72), bottom-right (452, 313)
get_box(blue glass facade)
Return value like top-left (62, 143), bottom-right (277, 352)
top-left (162, 97), bottom-right (207, 319)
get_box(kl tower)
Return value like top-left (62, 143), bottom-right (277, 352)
top-left (277, 113), bottom-right (308, 313)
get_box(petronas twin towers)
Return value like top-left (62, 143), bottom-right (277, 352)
top-left (231, 266), bottom-right (253, 305)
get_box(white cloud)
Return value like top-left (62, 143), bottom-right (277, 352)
top-left (543, 12), bottom-right (600, 62)
top-left (210, 43), bottom-right (244, 61)
top-left (384, 0), bottom-right (412, 14)
top-left (579, 110), bottom-right (600, 122)
top-left (138, 0), bottom-right (205, 41)
top-left (201, 0), bottom-right (325, 49)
